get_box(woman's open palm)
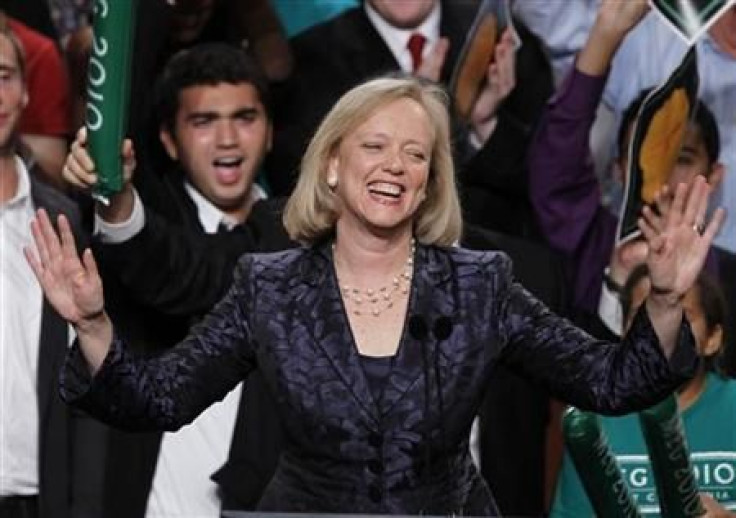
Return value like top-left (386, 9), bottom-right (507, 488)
top-left (24, 209), bottom-right (104, 326)
top-left (639, 176), bottom-right (726, 298)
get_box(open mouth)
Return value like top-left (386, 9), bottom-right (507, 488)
top-left (213, 157), bottom-right (245, 184)
top-left (213, 157), bottom-right (244, 168)
top-left (367, 181), bottom-right (404, 200)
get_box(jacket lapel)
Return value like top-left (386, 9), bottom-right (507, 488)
top-left (37, 299), bottom-right (68, 431)
top-left (31, 176), bottom-right (71, 427)
top-left (378, 245), bottom-right (456, 417)
top-left (339, 9), bottom-right (401, 82)
top-left (293, 244), bottom-right (380, 426)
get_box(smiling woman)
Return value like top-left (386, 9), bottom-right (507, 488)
top-left (284, 76), bottom-right (460, 247)
top-left (24, 74), bottom-right (724, 515)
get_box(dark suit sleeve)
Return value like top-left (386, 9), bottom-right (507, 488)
top-left (60, 256), bottom-right (259, 432)
top-left (492, 254), bottom-right (698, 415)
top-left (94, 208), bottom-right (259, 317)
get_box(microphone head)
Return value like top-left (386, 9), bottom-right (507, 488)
top-left (408, 315), bottom-right (429, 340)
top-left (433, 316), bottom-right (453, 341)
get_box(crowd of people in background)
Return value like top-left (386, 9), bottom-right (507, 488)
top-left (2, 0), bottom-right (736, 516)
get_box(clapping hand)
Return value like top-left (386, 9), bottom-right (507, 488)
top-left (638, 176), bottom-right (726, 303)
top-left (415, 37), bottom-right (450, 82)
top-left (470, 28), bottom-right (517, 144)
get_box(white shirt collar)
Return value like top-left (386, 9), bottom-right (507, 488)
top-left (183, 181), bottom-right (267, 233)
top-left (2, 156), bottom-right (32, 209)
top-left (364, 1), bottom-right (441, 73)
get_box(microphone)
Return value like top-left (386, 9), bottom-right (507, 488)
top-left (410, 314), bottom-right (457, 512)
top-left (409, 314), bottom-right (433, 494)
top-left (432, 316), bottom-right (453, 341)
top-left (432, 316), bottom-right (453, 508)
top-left (408, 314), bottom-right (429, 341)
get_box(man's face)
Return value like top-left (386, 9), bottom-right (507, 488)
top-left (0, 33), bottom-right (27, 154)
top-left (160, 82), bottom-right (272, 216)
top-left (368, 0), bottom-right (437, 29)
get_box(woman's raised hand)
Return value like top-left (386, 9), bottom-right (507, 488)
top-left (24, 209), bottom-right (104, 326)
top-left (639, 176), bottom-right (726, 302)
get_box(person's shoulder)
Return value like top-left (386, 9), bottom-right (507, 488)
top-left (235, 246), bottom-right (330, 294)
top-left (30, 170), bottom-right (80, 219)
top-left (238, 247), bottom-right (306, 271)
top-left (291, 6), bottom-right (363, 48)
top-left (429, 244), bottom-right (513, 276)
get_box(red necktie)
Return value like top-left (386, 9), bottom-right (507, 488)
top-left (406, 33), bottom-right (426, 72)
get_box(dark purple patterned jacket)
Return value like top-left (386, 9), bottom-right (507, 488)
top-left (60, 243), bottom-right (697, 514)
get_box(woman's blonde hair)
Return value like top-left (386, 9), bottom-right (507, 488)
top-left (283, 75), bottom-right (462, 246)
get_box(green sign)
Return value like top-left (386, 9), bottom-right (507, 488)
top-left (86, 0), bottom-right (137, 202)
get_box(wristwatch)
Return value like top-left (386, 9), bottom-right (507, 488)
top-left (603, 268), bottom-right (623, 295)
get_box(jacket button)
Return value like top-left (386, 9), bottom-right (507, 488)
top-left (368, 459), bottom-right (384, 474)
top-left (368, 433), bottom-right (383, 448)
top-left (368, 484), bottom-right (382, 502)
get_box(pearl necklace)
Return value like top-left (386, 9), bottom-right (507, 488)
top-left (335, 239), bottom-right (415, 317)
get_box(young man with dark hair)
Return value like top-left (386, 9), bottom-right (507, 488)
top-left (64, 42), bottom-right (291, 517)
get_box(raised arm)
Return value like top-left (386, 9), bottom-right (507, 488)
top-left (640, 176), bottom-right (726, 357)
top-left (24, 209), bottom-right (111, 373)
top-left (25, 208), bottom-right (256, 431)
top-left (498, 177), bottom-right (724, 413)
top-left (527, 0), bottom-right (650, 314)
top-left (62, 127), bottom-right (291, 316)
top-left (63, 126), bottom-right (137, 224)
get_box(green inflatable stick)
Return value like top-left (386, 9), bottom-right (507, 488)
top-left (639, 394), bottom-right (705, 517)
top-left (86, 0), bottom-right (137, 203)
top-left (563, 407), bottom-right (640, 518)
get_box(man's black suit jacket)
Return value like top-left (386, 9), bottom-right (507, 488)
top-left (28, 170), bottom-right (105, 518)
top-left (267, 3), bottom-right (553, 236)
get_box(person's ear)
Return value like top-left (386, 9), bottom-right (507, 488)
top-left (327, 156), bottom-right (339, 188)
top-left (21, 89), bottom-right (29, 109)
top-left (706, 162), bottom-right (725, 190)
top-left (159, 128), bottom-right (179, 161)
top-left (266, 121), bottom-right (273, 153)
top-left (702, 324), bottom-right (724, 358)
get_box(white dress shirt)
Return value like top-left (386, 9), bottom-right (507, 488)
top-left (0, 156), bottom-right (42, 496)
top-left (364, 1), bottom-right (441, 73)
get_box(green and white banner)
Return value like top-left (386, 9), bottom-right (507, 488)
top-left (86, 0), bottom-right (137, 202)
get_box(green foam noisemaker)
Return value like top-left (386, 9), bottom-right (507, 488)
top-left (563, 407), bottom-right (640, 518)
top-left (86, 0), bottom-right (137, 203)
top-left (639, 394), bottom-right (705, 517)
